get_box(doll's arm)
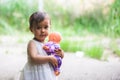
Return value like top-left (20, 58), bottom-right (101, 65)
top-left (43, 45), bottom-right (49, 50)
top-left (43, 42), bottom-right (55, 54)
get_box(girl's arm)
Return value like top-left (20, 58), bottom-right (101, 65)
top-left (27, 40), bottom-right (58, 67)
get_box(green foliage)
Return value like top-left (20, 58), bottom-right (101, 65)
top-left (60, 39), bottom-right (84, 52)
top-left (46, 0), bottom-right (120, 38)
top-left (0, 19), bottom-right (13, 34)
top-left (110, 40), bottom-right (120, 56)
top-left (1, 0), bottom-right (120, 37)
top-left (104, 0), bottom-right (120, 37)
top-left (44, 0), bottom-right (73, 28)
top-left (0, 0), bottom-right (38, 34)
top-left (84, 45), bottom-right (104, 59)
top-left (74, 9), bottom-right (106, 34)
top-left (114, 49), bottom-right (120, 56)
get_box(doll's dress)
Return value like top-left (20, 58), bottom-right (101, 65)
top-left (19, 40), bottom-right (56, 80)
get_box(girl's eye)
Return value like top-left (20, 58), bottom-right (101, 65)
top-left (36, 25), bottom-right (49, 30)
top-left (44, 26), bottom-right (48, 29)
top-left (36, 26), bottom-right (41, 29)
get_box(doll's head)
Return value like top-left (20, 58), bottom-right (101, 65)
top-left (48, 32), bottom-right (62, 43)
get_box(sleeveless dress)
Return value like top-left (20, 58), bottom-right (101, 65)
top-left (19, 40), bottom-right (57, 80)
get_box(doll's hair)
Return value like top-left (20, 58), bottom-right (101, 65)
top-left (48, 32), bottom-right (62, 43)
top-left (29, 11), bottom-right (50, 31)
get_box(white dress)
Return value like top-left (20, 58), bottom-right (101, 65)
top-left (19, 40), bottom-right (57, 80)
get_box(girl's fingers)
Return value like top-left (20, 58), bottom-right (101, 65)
top-left (49, 55), bottom-right (58, 67)
top-left (55, 49), bottom-right (63, 58)
top-left (55, 48), bottom-right (61, 52)
top-left (54, 61), bottom-right (58, 67)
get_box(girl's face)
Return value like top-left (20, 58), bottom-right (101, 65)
top-left (31, 18), bottom-right (50, 43)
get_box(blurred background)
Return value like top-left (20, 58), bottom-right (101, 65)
top-left (0, 0), bottom-right (120, 60)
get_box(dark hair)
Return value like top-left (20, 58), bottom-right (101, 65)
top-left (29, 11), bottom-right (49, 30)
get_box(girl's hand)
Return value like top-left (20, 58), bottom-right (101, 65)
top-left (55, 48), bottom-right (64, 58)
top-left (49, 55), bottom-right (58, 67)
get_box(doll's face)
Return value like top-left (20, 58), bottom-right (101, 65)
top-left (48, 32), bottom-right (62, 43)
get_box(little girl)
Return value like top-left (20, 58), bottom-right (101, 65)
top-left (19, 11), bottom-right (64, 80)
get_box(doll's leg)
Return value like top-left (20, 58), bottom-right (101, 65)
top-left (54, 55), bottom-right (62, 76)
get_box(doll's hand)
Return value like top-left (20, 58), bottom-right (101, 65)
top-left (43, 46), bottom-right (49, 50)
top-left (49, 55), bottom-right (58, 67)
top-left (55, 48), bottom-right (64, 58)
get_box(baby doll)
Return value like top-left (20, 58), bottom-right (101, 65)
top-left (43, 32), bottom-right (62, 76)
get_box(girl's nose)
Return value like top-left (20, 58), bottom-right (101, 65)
top-left (41, 28), bottom-right (45, 32)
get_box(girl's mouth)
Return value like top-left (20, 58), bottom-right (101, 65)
top-left (40, 34), bottom-right (46, 37)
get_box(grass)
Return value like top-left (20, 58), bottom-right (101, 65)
top-left (84, 45), bottom-right (104, 60)
top-left (60, 39), bottom-right (85, 52)
top-left (60, 37), bottom-right (105, 60)
top-left (110, 40), bottom-right (120, 56)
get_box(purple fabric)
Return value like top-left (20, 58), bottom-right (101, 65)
top-left (44, 41), bottom-right (60, 55)
top-left (43, 41), bottom-right (62, 74)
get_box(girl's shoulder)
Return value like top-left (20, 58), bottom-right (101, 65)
top-left (28, 39), bottom-right (39, 44)
top-left (28, 39), bottom-right (35, 45)
top-left (27, 40), bottom-right (36, 48)
top-left (28, 39), bottom-right (43, 47)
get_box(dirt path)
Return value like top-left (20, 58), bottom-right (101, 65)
top-left (0, 53), bottom-right (120, 80)
top-left (59, 53), bottom-right (120, 80)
